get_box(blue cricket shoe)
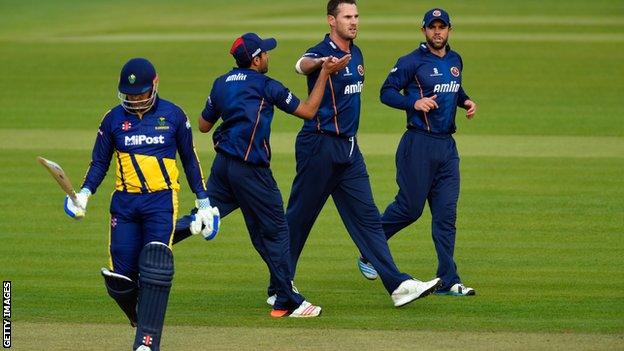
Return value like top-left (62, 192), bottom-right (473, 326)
top-left (357, 256), bottom-right (378, 280)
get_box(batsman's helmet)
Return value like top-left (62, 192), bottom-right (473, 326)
top-left (118, 58), bottom-right (157, 94)
top-left (117, 58), bottom-right (158, 113)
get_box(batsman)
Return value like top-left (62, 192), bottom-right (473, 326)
top-left (64, 58), bottom-right (219, 351)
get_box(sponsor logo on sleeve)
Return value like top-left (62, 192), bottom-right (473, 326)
top-left (285, 92), bottom-right (293, 105)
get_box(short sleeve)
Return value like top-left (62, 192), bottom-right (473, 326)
top-left (201, 79), bottom-right (220, 123)
top-left (265, 79), bottom-right (301, 114)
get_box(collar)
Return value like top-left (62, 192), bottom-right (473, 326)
top-left (418, 42), bottom-right (451, 56)
top-left (324, 33), bottom-right (352, 53)
top-left (232, 67), bottom-right (262, 75)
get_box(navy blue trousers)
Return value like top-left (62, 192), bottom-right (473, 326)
top-left (284, 131), bottom-right (411, 294)
top-left (176, 153), bottom-right (304, 310)
top-left (109, 190), bottom-right (177, 280)
top-left (381, 129), bottom-right (461, 290)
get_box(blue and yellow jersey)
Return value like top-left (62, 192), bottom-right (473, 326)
top-left (81, 97), bottom-right (208, 198)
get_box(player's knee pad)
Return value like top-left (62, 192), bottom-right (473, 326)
top-left (101, 268), bottom-right (138, 327)
top-left (134, 242), bottom-right (174, 351)
top-left (139, 241), bottom-right (174, 287)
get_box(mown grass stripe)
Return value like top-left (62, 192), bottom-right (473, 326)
top-left (11, 32), bottom-right (624, 43)
top-left (3, 129), bottom-right (622, 158)
top-left (12, 322), bottom-right (624, 350)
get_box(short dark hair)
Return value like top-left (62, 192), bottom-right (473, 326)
top-left (327, 0), bottom-right (356, 17)
top-left (235, 59), bottom-right (252, 69)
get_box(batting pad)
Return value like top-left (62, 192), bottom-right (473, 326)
top-left (133, 242), bottom-right (174, 351)
top-left (101, 268), bottom-right (138, 327)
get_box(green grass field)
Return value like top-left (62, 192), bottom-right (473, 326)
top-left (1, 0), bottom-right (623, 349)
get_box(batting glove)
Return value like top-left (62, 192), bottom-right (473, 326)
top-left (190, 198), bottom-right (220, 240)
top-left (64, 188), bottom-right (91, 220)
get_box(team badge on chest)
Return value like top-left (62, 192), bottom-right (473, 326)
top-left (155, 116), bottom-right (170, 130)
top-left (450, 66), bottom-right (460, 77)
top-left (357, 64), bottom-right (364, 76)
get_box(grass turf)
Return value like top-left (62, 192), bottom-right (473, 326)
top-left (0, 0), bottom-right (623, 349)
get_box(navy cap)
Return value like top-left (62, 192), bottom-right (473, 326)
top-left (118, 58), bottom-right (157, 95)
top-left (230, 33), bottom-right (277, 66)
top-left (422, 8), bottom-right (451, 28)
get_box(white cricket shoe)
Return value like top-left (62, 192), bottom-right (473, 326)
top-left (270, 300), bottom-right (322, 318)
top-left (391, 278), bottom-right (442, 307)
top-left (135, 346), bottom-right (151, 351)
top-left (266, 281), bottom-right (299, 307)
top-left (357, 257), bottom-right (378, 280)
top-left (434, 283), bottom-right (476, 296)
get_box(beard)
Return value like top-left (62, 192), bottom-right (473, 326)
top-left (426, 36), bottom-right (447, 50)
top-left (260, 63), bottom-right (268, 74)
top-left (339, 26), bottom-right (358, 40)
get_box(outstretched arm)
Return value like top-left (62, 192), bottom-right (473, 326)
top-left (292, 55), bottom-right (351, 119)
top-left (295, 56), bottom-right (328, 75)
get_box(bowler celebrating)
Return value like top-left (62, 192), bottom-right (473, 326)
top-left (363, 8), bottom-right (477, 296)
top-left (280, 0), bottom-right (441, 308)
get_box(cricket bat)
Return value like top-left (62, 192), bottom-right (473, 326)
top-left (37, 156), bottom-right (78, 202)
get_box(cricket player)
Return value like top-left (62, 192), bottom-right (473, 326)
top-left (64, 57), bottom-right (219, 351)
top-left (174, 33), bottom-right (349, 317)
top-left (360, 8), bottom-right (477, 296)
top-left (277, 0), bottom-right (442, 308)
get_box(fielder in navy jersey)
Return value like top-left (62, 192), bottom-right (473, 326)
top-left (364, 8), bottom-right (478, 296)
top-left (63, 58), bottom-right (219, 351)
top-left (173, 33), bottom-right (349, 317)
top-left (282, 0), bottom-right (442, 308)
